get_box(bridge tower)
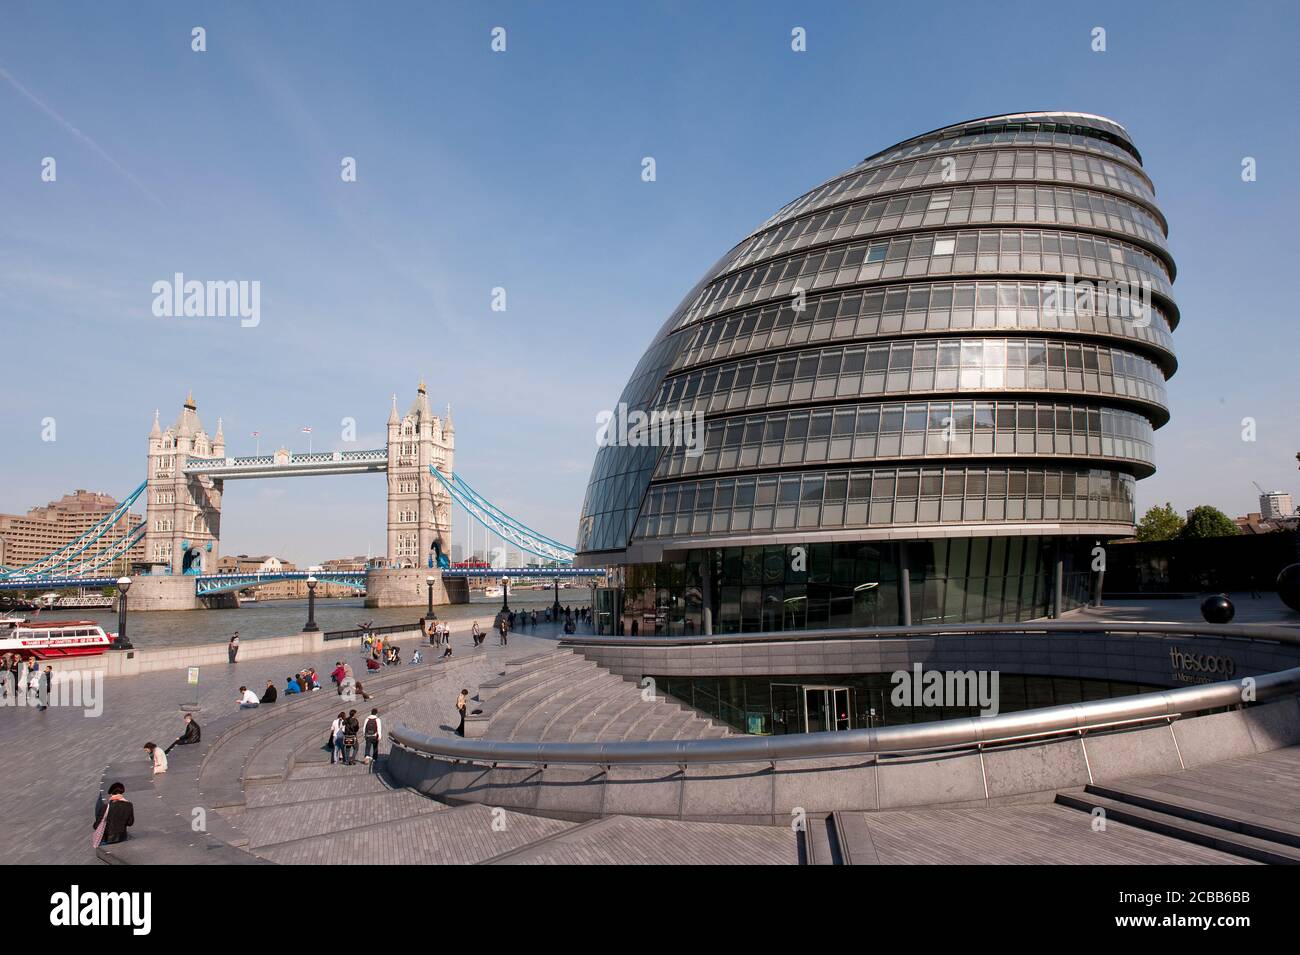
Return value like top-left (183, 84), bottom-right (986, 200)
top-left (384, 381), bottom-right (454, 569)
top-left (143, 393), bottom-right (224, 576)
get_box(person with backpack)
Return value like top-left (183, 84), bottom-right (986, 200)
top-left (343, 709), bottom-right (361, 765)
top-left (362, 709), bottom-right (383, 768)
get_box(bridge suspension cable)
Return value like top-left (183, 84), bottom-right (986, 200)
top-left (429, 468), bottom-right (576, 565)
top-left (0, 481), bottom-right (147, 580)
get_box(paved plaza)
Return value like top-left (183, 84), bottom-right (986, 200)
top-left (0, 622), bottom-right (561, 864)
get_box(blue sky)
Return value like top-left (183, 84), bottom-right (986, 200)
top-left (2, 0), bottom-right (1297, 564)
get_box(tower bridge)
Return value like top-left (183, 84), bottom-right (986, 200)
top-left (0, 382), bottom-right (589, 610)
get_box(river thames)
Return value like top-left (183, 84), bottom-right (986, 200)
top-left (15, 589), bottom-right (588, 648)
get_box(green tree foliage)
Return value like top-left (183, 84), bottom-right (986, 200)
top-left (1135, 502), bottom-right (1184, 542)
top-left (1179, 505), bottom-right (1240, 539)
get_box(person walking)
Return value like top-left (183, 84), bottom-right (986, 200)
top-left (471, 621), bottom-right (482, 647)
top-left (362, 708), bottom-right (383, 768)
top-left (143, 741), bottom-right (168, 775)
top-left (227, 632), bottom-right (240, 663)
top-left (330, 711), bottom-right (346, 764)
top-left (343, 709), bottom-right (360, 765)
top-left (164, 714), bottom-right (201, 754)
top-left (456, 688), bottom-right (469, 737)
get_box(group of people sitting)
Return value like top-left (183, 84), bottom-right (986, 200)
top-left (360, 630), bottom-right (407, 669)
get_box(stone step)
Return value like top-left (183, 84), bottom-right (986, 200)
top-left (569, 692), bottom-right (647, 742)
top-left (484, 656), bottom-right (600, 718)
top-left (1054, 791), bottom-right (1300, 865)
top-left (245, 771), bottom-right (393, 809)
top-left (252, 802), bottom-right (575, 865)
top-left (534, 678), bottom-right (638, 741)
top-left (476, 650), bottom-right (577, 701)
top-left (495, 668), bottom-right (615, 740)
top-left (241, 787), bottom-right (448, 849)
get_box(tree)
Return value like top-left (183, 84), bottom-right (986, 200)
top-left (1136, 502), bottom-right (1183, 542)
top-left (1179, 505), bottom-right (1240, 539)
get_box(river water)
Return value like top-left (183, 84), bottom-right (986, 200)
top-left (20, 590), bottom-right (589, 649)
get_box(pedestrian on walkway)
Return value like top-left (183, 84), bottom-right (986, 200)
top-left (471, 621), bottom-right (482, 647)
top-left (228, 632), bottom-right (240, 663)
top-left (143, 741), bottom-right (168, 775)
top-left (363, 708), bottom-right (383, 767)
top-left (343, 709), bottom-right (360, 764)
top-left (330, 711), bottom-right (346, 764)
top-left (456, 688), bottom-right (469, 737)
top-left (165, 714), bottom-right (201, 754)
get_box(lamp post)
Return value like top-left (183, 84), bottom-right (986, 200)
top-left (425, 574), bottom-right (435, 616)
top-left (303, 576), bottom-right (319, 632)
top-left (501, 576), bottom-right (510, 613)
top-left (115, 576), bottom-right (134, 650)
top-left (552, 577), bottom-right (562, 616)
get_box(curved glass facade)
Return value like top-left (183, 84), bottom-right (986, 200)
top-left (578, 112), bottom-right (1175, 632)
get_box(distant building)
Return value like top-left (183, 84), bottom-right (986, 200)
top-left (0, 489), bottom-right (145, 573)
top-left (1259, 491), bottom-right (1295, 521)
top-left (1234, 511), bottom-right (1300, 535)
top-left (213, 554), bottom-right (359, 599)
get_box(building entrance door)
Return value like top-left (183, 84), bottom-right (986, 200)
top-left (804, 686), bottom-right (852, 733)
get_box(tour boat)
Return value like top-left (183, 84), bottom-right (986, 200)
top-left (483, 586), bottom-right (503, 598)
top-left (0, 617), bottom-right (115, 659)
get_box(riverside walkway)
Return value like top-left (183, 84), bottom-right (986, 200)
top-left (5, 594), bottom-right (1298, 865)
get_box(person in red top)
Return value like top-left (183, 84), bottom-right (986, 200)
top-left (331, 661), bottom-right (346, 691)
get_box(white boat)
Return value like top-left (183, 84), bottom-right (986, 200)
top-left (483, 586), bottom-right (503, 598)
top-left (0, 617), bottom-right (115, 659)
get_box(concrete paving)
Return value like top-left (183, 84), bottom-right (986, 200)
top-left (0, 623), bottom-right (560, 864)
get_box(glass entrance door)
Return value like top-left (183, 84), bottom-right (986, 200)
top-left (803, 686), bottom-right (852, 733)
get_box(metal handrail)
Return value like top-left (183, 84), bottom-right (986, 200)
top-left (390, 664), bottom-right (1300, 767)
top-left (392, 620), bottom-right (1300, 766)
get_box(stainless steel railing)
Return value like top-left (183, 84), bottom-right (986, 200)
top-left (390, 618), bottom-right (1300, 767)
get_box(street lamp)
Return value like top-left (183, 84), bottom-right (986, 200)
top-left (115, 576), bottom-right (134, 651)
top-left (425, 574), bottom-right (435, 616)
top-left (303, 576), bottom-right (320, 632)
top-left (501, 575), bottom-right (510, 612)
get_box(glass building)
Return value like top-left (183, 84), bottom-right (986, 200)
top-left (577, 112), bottom-right (1177, 637)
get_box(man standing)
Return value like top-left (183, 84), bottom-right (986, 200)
top-left (164, 714), bottom-right (201, 754)
top-left (228, 632), bottom-right (240, 663)
top-left (362, 708), bottom-right (383, 768)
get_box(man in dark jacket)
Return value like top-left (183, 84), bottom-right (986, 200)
top-left (261, 680), bottom-right (279, 704)
top-left (164, 714), bottom-right (201, 754)
top-left (93, 782), bottom-right (134, 846)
